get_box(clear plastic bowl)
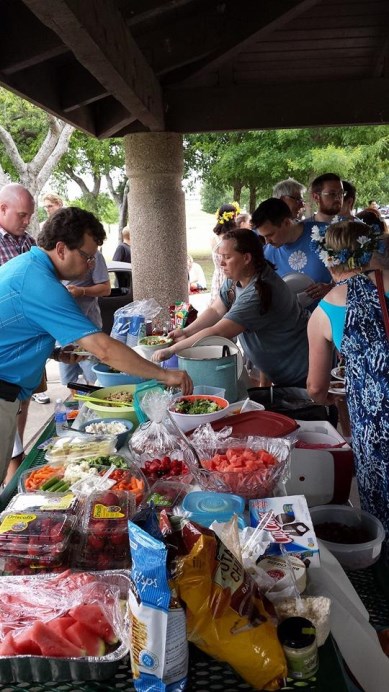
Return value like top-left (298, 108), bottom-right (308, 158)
top-left (193, 385), bottom-right (226, 398)
top-left (309, 504), bottom-right (385, 570)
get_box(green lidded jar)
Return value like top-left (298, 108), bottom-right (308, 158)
top-left (277, 616), bottom-right (319, 680)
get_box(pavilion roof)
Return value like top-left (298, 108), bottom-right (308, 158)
top-left (1, 0), bottom-right (388, 137)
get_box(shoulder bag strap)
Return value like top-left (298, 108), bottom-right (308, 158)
top-left (375, 269), bottom-right (389, 341)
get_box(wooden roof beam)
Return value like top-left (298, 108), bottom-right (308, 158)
top-left (175, 0), bottom-right (322, 85)
top-left (59, 62), bottom-right (108, 113)
top-left (22, 0), bottom-right (165, 131)
top-left (0, 62), bottom-right (96, 135)
top-left (0, 0), bottom-right (67, 75)
top-left (93, 98), bottom-right (137, 139)
top-left (165, 78), bottom-right (389, 130)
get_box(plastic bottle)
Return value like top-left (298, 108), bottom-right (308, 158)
top-left (54, 398), bottom-right (68, 436)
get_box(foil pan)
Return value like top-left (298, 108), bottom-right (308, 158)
top-left (0, 570), bottom-right (130, 683)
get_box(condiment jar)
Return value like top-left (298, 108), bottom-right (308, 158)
top-left (277, 616), bottom-right (319, 680)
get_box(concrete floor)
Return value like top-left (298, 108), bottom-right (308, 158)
top-left (23, 359), bottom-right (69, 453)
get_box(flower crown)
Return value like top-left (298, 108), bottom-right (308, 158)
top-left (216, 201), bottom-right (241, 225)
top-left (310, 220), bottom-right (383, 269)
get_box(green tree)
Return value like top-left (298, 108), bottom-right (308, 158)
top-left (54, 130), bottom-right (127, 229)
top-left (185, 126), bottom-right (389, 212)
top-left (0, 88), bottom-right (74, 234)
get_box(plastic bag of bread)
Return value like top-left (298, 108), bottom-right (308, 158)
top-left (165, 516), bottom-right (287, 690)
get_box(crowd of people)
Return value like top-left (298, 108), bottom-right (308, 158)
top-left (0, 175), bottom-right (388, 560)
top-left (154, 174), bottom-right (389, 558)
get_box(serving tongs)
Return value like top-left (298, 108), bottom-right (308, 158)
top-left (72, 393), bottom-right (132, 408)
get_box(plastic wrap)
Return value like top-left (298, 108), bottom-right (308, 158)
top-left (45, 433), bottom-right (117, 464)
top-left (130, 389), bottom-right (192, 483)
top-left (0, 570), bottom-right (130, 682)
top-left (188, 426), bottom-right (291, 499)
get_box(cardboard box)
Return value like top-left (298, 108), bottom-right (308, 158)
top-left (249, 494), bottom-right (320, 568)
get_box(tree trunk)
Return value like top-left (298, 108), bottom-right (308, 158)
top-left (118, 180), bottom-right (129, 237)
top-left (0, 116), bottom-right (74, 237)
top-left (233, 181), bottom-right (242, 203)
top-left (249, 186), bottom-right (257, 213)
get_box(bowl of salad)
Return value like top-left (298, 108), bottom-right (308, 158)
top-left (137, 335), bottom-right (173, 356)
top-left (169, 394), bottom-right (229, 432)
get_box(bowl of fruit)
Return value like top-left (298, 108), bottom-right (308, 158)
top-left (169, 394), bottom-right (230, 433)
top-left (141, 455), bottom-right (192, 484)
top-left (194, 436), bottom-right (291, 499)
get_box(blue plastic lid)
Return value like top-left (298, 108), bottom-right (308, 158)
top-left (182, 491), bottom-right (245, 515)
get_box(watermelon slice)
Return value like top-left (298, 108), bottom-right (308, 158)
top-left (29, 621), bottom-right (86, 657)
top-left (0, 631), bottom-right (17, 656)
top-left (69, 605), bottom-right (118, 644)
top-left (66, 621), bottom-right (106, 656)
top-left (46, 616), bottom-right (76, 640)
top-left (13, 630), bottom-right (42, 656)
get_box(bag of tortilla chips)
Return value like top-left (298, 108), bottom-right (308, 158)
top-left (167, 517), bottom-right (287, 691)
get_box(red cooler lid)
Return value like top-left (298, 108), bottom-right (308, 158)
top-left (211, 410), bottom-right (298, 437)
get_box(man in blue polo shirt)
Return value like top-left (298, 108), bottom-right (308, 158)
top-left (0, 206), bottom-right (192, 482)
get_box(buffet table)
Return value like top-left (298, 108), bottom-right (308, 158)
top-left (1, 419), bottom-right (388, 691)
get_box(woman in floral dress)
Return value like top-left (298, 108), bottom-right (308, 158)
top-left (307, 220), bottom-right (389, 558)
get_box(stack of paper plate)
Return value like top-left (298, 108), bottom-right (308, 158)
top-left (282, 272), bottom-right (315, 308)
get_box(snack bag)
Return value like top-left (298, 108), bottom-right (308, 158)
top-left (169, 517), bottom-right (287, 690)
top-left (170, 302), bottom-right (198, 329)
top-left (128, 520), bottom-right (188, 692)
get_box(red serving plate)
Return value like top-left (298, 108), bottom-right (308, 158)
top-left (210, 410), bottom-right (298, 437)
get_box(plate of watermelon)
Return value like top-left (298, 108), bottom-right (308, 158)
top-left (0, 570), bottom-right (130, 682)
top-left (196, 436), bottom-right (291, 499)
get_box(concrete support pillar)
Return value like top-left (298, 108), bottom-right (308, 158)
top-left (124, 132), bottom-right (188, 310)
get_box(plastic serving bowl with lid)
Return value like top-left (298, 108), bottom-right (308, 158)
top-left (309, 504), bottom-right (385, 570)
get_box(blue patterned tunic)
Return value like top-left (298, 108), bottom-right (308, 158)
top-left (341, 274), bottom-right (389, 553)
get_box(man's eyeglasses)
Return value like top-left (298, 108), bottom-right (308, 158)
top-left (285, 195), bottom-right (305, 204)
top-left (77, 248), bottom-right (96, 264)
top-left (320, 191), bottom-right (346, 199)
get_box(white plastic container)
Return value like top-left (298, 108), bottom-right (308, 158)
top-left (309, 504), bottom-right (385, 570)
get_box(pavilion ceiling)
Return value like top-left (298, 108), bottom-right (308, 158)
top-left (0, 0), bottom-right (388, 137)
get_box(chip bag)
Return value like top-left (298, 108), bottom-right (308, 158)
top-left (168, 517), bottom-right (287, 690)
top-left (128, 517), bottom-right (188, 692)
